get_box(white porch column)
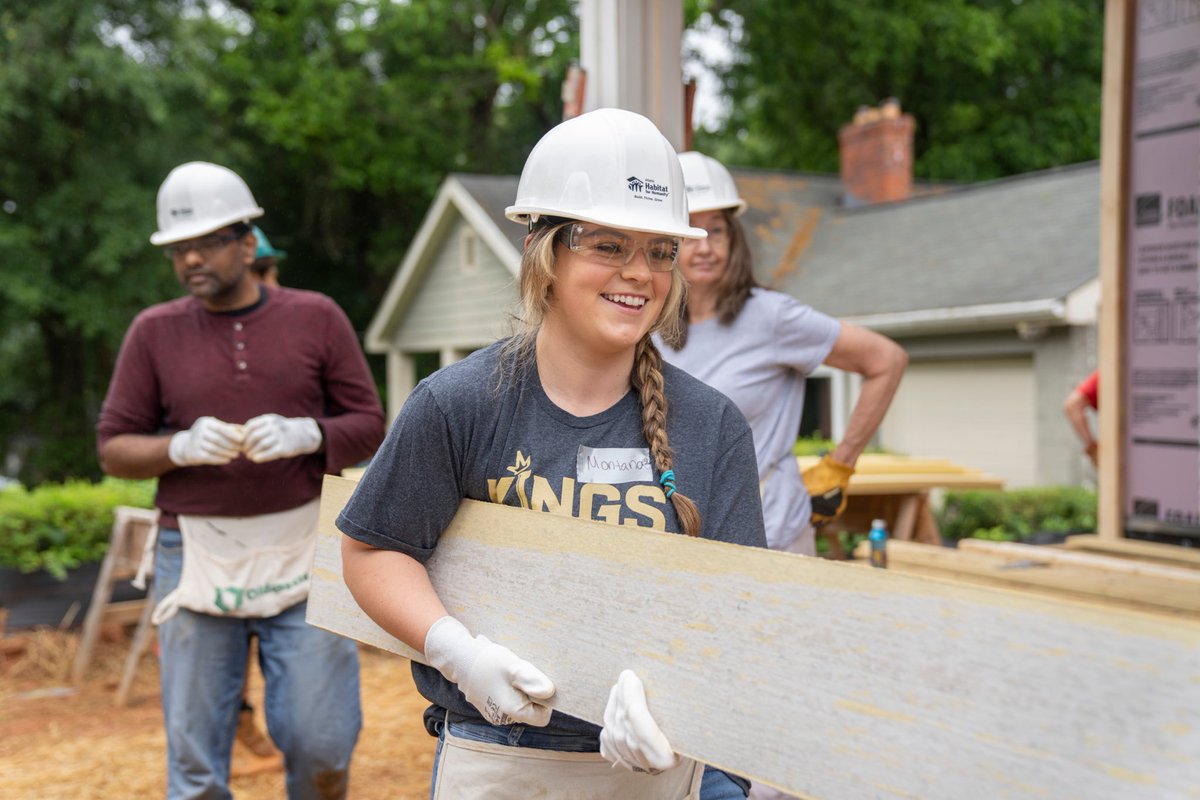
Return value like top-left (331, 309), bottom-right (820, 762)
top-left (440, 347), bottom-right (469, 368)
top-left (579, 0), bottom-right (686, 150)
top-left (386, 351), bottom-right (416, 424)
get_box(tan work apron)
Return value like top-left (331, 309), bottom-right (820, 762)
top-left (151, 499), bottom-right (320, 624)
top-left (433, 722), bottom-right (704, 800)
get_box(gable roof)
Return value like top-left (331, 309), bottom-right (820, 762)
top-left (769, 162), bottom-right (1100, 331)
top-left (365, 174), bottom-right (524, 352)
top-left (368, 162), bottom-right (1100, 351)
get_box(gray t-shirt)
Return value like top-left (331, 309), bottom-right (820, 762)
top-left (655, 289), bottom-right (840, 550)
top-left (337, 340), bottom-right (766, 737)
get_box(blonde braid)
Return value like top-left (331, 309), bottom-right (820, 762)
top-left (633, 336), bottom-right (702, 536)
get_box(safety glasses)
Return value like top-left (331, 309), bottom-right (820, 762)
top-left (162, 231), bottom-right (242, 261)
top-left (559, 223), bottom-right (681, 272)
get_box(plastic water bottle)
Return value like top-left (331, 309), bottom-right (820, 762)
top-left (869, 518), bottom-right (888, 569)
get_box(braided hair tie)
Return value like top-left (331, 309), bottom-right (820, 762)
top-left (659, 469), bottom-right (677, 499)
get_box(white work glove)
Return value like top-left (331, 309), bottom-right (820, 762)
top-left (599, 669), bottom-right (679, 774)
top-left (241, 414), bottom-right (323, 463)
top-left (423, 615), bottom-right (555, 727)
top-left (167, 416), bottom-right (244, 467)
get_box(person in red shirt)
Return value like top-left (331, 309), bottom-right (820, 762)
top-left (97, 161), bottom-right (385, 800)
top-left (1063, 369), bottom-right (1099, 466)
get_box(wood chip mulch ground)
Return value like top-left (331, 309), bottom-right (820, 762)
top-left (0, 626), bottom-right (436, 799)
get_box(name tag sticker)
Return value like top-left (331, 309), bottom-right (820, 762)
top-left (577, 446), bottom-right (654, 484)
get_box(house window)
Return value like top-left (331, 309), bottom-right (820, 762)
top-left (461, 230), bottom-right (478, 275)
top-left (798, 376), bottom-right (832, 440)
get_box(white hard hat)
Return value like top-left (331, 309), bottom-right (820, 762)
top-left (678, 151), bottom-right (746, 216)
top-left (506, 108), bottom-right (706, 239)
top-left (150, 161), bottom-right (264, 245)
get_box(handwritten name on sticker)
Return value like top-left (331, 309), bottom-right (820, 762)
top-left (576, 446), bottom-right (654, 484)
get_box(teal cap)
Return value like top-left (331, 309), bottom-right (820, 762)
top-left (252, 225), bottom-right (286, 260)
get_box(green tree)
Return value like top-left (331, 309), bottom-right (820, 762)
top-left (0, 1), bottom-right (224, 483)
top-left (0, 0), bottom-right (576, 484)
top-left (690, 0), bottom-right (1104, 181)
top-left (206, 0), bottom-right (578, 326)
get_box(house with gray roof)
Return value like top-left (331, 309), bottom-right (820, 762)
top-left (365, 151), bottom-right (1099, 489)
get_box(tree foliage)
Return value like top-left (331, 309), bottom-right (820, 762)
top-left (0, 0), bottom-right (575, 484)
top-left (690, 0), bottom-right (1105, 181)
top-left (0, 1), bottom-right (219, 482)
top-left (1, 1), bottom-right (1107, 485)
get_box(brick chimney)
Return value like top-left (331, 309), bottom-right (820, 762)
top-left (838, 98), bottom-right (915, 206)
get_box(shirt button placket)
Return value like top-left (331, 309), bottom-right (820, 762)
top-left (233, 322), bottom-right (248, 376)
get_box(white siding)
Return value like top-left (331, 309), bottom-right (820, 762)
top-left (878, 357), bottom-right (1037, 486)
top-left (392, 217), bottom-right (519, 351)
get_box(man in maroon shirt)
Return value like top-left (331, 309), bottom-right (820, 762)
top-left (97, 161), bottom-right (385, 800)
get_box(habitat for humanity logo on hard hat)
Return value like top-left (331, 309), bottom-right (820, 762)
top-left (626, 175), bottom-right (669, 203)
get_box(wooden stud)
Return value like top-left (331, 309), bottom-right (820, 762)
top-left (959, 539), bottom-right (1200, 582)
top-left (1064, 534), bottom-right (1200, 569)
top-left (1097, 0), bottom-right (1134, 540)
top-left (855, 539), bottom-right (1200, 615)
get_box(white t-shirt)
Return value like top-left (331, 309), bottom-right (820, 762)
top-left (655, 289), bottom-right (840, 551)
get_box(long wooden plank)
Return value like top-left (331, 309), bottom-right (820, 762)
top-left (795, 456), bottom-right (1005, 494)
top-left (959, 538), bottom-right (1200, 582)
top-left (856, 540), bottom-right (1200, 615)
top-left (1064, 533), bottom-right (1200, 568)
top-left (797, 455), bottom-right (966, 474)
top-left (839, 474), bottom-right (1007, 494)
top-left (311, 476), bottom-right (1200, 799)
top-left (865, 559), bottom-right (1200, 619)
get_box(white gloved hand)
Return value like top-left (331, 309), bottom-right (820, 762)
top-left (599, 669), bottom-right (679, 774)
top-left (168, 416), bottom-right (245, 467)
top-left (241, 414), bottom-right (322, 463)
top-left (423, 616), bottom-right (555, 727)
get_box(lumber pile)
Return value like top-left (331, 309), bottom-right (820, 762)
top-left (1064, 533), bottom-right (1200, 567)
top-left (852, 537), bottom-right (1200, 618)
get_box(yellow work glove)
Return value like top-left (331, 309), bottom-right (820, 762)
top-left (802, 453), bottom-right (855, 526)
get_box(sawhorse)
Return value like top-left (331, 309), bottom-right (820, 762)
top-left (69, 505), bottom-right (159, 706)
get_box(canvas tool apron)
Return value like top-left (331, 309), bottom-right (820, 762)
top-left (433, 721), bottom-right (704, 800)
top-left (145, 498), bottom-right (320, 624)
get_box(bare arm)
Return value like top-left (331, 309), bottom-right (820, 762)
top-left (822, 323), bottom-right (908, 466)
top-left (341, 535), bottom-right (448, 652)
top-left (98, 433), bottom-right (177, 479)
top-left (1062, 389), bottom-right (1098, 465)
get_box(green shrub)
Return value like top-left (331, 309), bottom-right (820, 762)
top-left (793, 436), bottom-right (896, 457)
top-left (793, 436), bottom-right (837, 456)
top-left (0, 478), bottom-right (155, 578)
top-left (814, 530), bottom-right (868, 558)
top-left (935, 487), bottom-right (1097, 543)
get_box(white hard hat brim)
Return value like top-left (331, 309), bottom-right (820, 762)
top-left (505, 205), bottom-right (708, 240)
top-left (150, 207), bottom-right (265, 245)
top-left (686, 198), bottom-right (748, 217)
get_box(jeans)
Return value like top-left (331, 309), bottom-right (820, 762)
top-left (155, 527), bottom-right (361, 800)
top-left (429, 718), bottom-right (748, 799)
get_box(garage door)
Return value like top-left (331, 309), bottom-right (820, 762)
top-left (877, 357), bottom-right (1037, 487)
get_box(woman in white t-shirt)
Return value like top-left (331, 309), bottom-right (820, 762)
top-left (338, 111), bottom-right (766, 799)
top-left (657, 152), bottom-right (908, 561)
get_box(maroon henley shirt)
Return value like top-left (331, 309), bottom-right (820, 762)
top-left (97, 286), bottom-right (385, 528)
